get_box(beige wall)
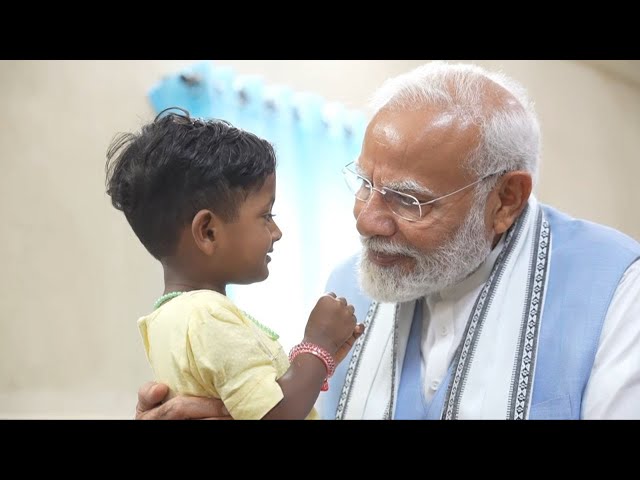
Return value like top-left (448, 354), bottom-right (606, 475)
top-left (0, 60), bottom-right (638, 418)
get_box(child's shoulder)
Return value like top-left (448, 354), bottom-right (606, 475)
top-left (139, 289), bottom-right (242, 324)
top-left (181, 289), bottom-right (230, 305)
top-left (180, 290), bottom-right (245, 324)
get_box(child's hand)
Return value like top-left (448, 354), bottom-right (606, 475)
top-left (303, 292), bottom-right (358, 357)
top-left (334, 322), bottom-right (365, 364)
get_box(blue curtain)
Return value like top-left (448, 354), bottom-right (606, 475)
top-left (148, 61), bottom-right (366, 349)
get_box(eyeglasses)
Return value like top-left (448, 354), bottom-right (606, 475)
top-left (342, 161), bottom-right (504, 222)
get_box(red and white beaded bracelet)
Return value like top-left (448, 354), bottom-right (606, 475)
top-left (289, 342), bottom-right (336, 391)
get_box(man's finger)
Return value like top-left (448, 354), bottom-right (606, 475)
top-left (152, 396), bottom-right (230, 420)
top-left (136, 382), bottom-right (169, 417)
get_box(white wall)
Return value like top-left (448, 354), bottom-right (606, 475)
top-left (0, 60), bottom-right (638, 418)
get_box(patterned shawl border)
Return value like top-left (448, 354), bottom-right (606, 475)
top-left (507, 210), bottom-right (550, 419)
top-left (442, 204), bottom-right (530, 419)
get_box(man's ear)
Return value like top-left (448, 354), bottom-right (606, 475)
top-left (191, 209), bottom-right (222, 256)
top-left (492, 171), bottom-right (533, 235)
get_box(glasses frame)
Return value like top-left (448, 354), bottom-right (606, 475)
top-left (342, 161), bottom-right (505, 222)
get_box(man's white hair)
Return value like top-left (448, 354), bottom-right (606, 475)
top-left (368, 61), bottom-right (541, 185)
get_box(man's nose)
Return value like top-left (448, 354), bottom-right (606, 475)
top-left (354, 189), bottom-right (397, 238)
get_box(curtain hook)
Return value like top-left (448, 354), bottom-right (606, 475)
top-left (179, 73), bottom-right (202, 87)
top-left (237, 88), bottom-right (249, 105)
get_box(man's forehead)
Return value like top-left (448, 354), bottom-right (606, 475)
top-left (356, 150), bottom-right (463, 182)
top-left (360, 107), bottom-right (479, 180)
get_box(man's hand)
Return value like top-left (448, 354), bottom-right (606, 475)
top-left (135, 381), bottom-right (231, 420)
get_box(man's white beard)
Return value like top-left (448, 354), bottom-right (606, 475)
top-left (357, 201), bottom-right (493, 303)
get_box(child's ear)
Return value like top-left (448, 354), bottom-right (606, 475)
top-left (191, 209), bottom-right (221, 256)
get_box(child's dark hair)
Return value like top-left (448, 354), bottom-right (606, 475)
top-left (106, 107), bottom-right (277, 260)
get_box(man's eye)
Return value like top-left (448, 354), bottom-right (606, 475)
top-left (398, 195), bottom-right (418, 207)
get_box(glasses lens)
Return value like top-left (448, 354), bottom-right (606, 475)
top-left (384, 189), bottom-right (422, 222)
top-left (343, 168), bottom-right (371, 202)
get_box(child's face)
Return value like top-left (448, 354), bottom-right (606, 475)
top-left (216, 173), bottom-right (282, 285)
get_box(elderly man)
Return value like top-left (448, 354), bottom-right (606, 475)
top-left (136, 62), bottom-right (640, 419)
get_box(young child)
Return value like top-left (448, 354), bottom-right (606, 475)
top-left (106, 108), bottom-right (363, 419)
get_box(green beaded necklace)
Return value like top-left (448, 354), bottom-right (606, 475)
top-left (152, 291), bottom-right (279, 341)
top-left (241, 310), bottom-right (280, 341)
top-left (153, 291), bottom-right (185, 310)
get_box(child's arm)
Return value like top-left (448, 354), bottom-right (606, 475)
top-left (262, 293), bottom-right (363, 419)
top-left (263, 351), bottom-right (332, 419)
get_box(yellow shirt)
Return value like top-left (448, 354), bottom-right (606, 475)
top-left (138, 290), bottom-right (319, 420)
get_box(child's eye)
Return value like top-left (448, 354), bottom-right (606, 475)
top-left (264, 213), bottom-right (276, 222)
